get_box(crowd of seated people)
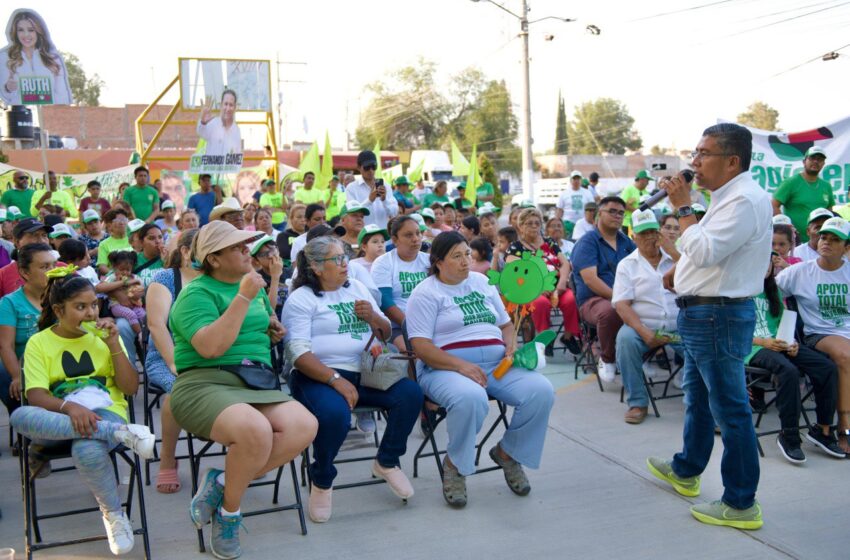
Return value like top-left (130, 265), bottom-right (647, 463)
top-left (2, 157), bottom-right (849, 559)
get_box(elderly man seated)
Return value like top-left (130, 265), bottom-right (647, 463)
top-left (612, 210), bottom-right (682, 424)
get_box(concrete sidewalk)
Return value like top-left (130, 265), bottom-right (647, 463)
top-left (0, 352), bottom-right (845, 559)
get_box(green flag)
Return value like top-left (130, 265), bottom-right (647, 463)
top-left (407, 158), bottom-right (425, 182)
top-left (451, 139), bottom-right (469, 176)
top-left (298, 141), bottom-right (321, 181)
top-left (318, 131), bottom-right (334, 189)
top-left (466, 144), bottom-right (479, 207)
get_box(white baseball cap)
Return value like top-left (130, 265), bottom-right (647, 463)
top-left (805, 146), bottom-right (827, 159)
top-left (82, 209), bottom-right (101, 223)
top-left (420, 208), bottom-right (436, 221)
top-left (248, 234), bottom-right (275, 256)
top-left (127, 219), bottom-right (146, 234)
top-left (48, 223), bottom-right (75, 239)
top-left (161, 200), bottom-right (176, 210)
top-left (692, 203), bottom-right (707, 214)
top-left (569, 170), bottom-right (583, 179)
top-left (631, 209), bottom-right (659, 233)
top-left (807, 207), bottom-right (834, 224)
top-left (818, 217), bottom-right (850, 240)
top-left (772, 214), bottom-right (793, 226)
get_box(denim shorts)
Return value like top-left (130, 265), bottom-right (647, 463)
top-left (804, 333), bottom-right (830, 349)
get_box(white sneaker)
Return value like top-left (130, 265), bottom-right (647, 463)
top-left (597, 358), bottom-right (617, 383)
top-left (115, 424), bottom-right (155, 459)
top-left (673, 372), bottom-right (684, 389)
top-left (103, 509), bottom-right (135, 555)
top-left (355, 412), bottom-right (376, 434)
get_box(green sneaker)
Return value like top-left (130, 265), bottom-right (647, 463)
top-left (690, 500), bottom-right (763, 530)
top-left (646, 457), bottom-right (700, 497)
top-left (209, 509), bottom-right (243, 559)
top-left (190, 468), bottom-right (224, 529)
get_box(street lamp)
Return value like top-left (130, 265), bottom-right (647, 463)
top-left (471, 0), bottom-right (589, 203)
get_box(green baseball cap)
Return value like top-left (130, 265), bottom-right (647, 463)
top-left (7, 206), bottom-right (22, 220)
top-left (631, 209), bottom-right (659, 233)
top-left (805, 146), bottom-right (827, 159)
top-left (635, 169), bottom-right (655, 181)
top-left (358, 223), bottom-right (390, 245)
top-left (340, 201), bottom-right (371, 217)
top-left (457, 181), bottom-right (467, 189)
top-left (249, 235), bottom-right (276, 256)
top-left (819, 217), bottom-right (850, 240)
top-left (393, 175), bottom-right (410, 186)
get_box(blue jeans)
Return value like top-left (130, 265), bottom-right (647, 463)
top-left (418, 345), bottom-right (555, 476)
top-left (290, 368), bottom-right (423, 489)
top-left (671, 301), bottom-right (760, 510)
top-left (616, 325), bottom-right (682, 408)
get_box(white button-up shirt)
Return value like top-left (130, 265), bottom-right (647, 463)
top-left (197, 117), bottom-right (242, 157)
top-left (345, 179), bottom-right (399, 229)
top-left (674, 171), bottom-right (773, 298)
top-left (612, 249), bottom-right (678, 331)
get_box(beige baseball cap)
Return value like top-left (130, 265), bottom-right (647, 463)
top-left (193, 221), bottom-right (263, 263)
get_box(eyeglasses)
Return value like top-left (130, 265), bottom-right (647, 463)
top-left (602, 209), bottom-right (625, 217)
top-left (314, 254), bottom-right (349, 266)
top-left (690, 151), bottom-right (733, 161)
top-left (362, 164), bottom-right (377, 171)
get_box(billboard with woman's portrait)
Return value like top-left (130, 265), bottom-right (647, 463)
top-left (0, 9), bottom-right (73, 105)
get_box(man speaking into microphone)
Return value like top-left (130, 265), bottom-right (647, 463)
top-left (646, 123), bottom-right (772, 530)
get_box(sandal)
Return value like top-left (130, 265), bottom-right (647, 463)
top-left (489, 444), bottom-right (531, 496)
top-left (156, 466), bottom-right (182, 494)
top-left (441, 457), bottom-right (467, 508)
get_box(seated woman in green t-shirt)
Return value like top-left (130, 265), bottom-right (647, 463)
top-left (168, 221), bottom-right (317, 559)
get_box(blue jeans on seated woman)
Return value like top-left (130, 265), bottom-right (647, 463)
top-left (616, 325), bottom-right (683, 409)
top-left (417, 345), bottom-right (555, 476)
top-left (290, 368), bottom-right (423, 490)
top-left (671, 300), bottom-right (760, 511)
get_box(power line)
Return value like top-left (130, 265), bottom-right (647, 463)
top-left (769, 41), bottom-right (850, 77)
top-left (723, 1), bottom-right (850, 38)
top-left (628, 0), bottom-right (739, 22)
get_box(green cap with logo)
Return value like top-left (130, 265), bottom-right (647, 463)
top-left (818, 217), bottom-right (850, 240)
top-left (340, 201), bottom-right (371, 217)
top-left (631, 209), bottom-right (659, 233)
top-left (393, 175), bottom-right (410, 186)
top-left (635, 169), bottom-right (655, 181)
top-left (358, 223), bottom-right (390, 245)
top-left (805, 146), bottom-right (827, 159)
top-left (249, 235), bottom-right (276, 256)
top-left (807, 207), bottom-right (834, 224)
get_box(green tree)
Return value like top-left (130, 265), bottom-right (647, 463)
top-left (737, 101), bottom-right (780, 131)
top-left (63, 53), bottom-right (104, 106)
top-left (478, 152), bottom-right (497, 186)
top-left (566, 98), bottom-right (642, 155)
top-left (554, 91), bottom-right (568, 155)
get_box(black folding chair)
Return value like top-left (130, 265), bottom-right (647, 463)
top-left (575, 320), bottom-right (605, 392)
top-left (17, 373), bottom-right (151, 559)
top-left (400, 321), bottom-right (510, 479)
top-left (186, 432), bottom-right (307, 553)
top-left (745, 365), bottom-right (815, 457)
top-left (619, 345), bottom-right (684, 418)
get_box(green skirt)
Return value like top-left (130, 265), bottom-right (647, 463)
top-left (170, 368), bottom-right (291, 439)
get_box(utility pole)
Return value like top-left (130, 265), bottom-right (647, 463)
top-left (519, 0), bottom-right (534, 202)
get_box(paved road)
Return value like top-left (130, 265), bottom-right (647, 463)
top-left (0, 352), bottom-right (843, 559)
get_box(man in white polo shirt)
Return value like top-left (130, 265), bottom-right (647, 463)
top-left (345, 150), bottom-right (398, 229)
top-left (612, 210), bottom-right (681, 425)
top-left (646, 123), bottom-right (772, 530)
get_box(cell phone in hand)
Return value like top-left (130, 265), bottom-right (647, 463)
top-left (375, 178), bottom-right (384, 188)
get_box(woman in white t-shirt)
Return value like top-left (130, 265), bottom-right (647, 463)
top-left (372, 216), bottom-right (431, 350)
top-left (776, 217), bottom-right (850, 454)
top-left (282, 236), bottom-right (424, 523)
top-left (406, 231), bottom-right (555, 508)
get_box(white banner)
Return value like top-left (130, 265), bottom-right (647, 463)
top-left (744, 116), bottom-right (850, 204)
top-left (0, 163), bottom-right (136, 199)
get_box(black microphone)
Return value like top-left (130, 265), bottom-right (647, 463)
top-left (638, 170), bottom-right (694, 211)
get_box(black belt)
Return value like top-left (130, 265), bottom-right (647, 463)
top-left (177, 361), bottom-right (273, 375)
top-left (675, 296), bottom-right (751, 309)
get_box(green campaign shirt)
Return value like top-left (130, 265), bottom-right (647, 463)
top-left (476, 182), bottom-right (494, 206)
top-left (122, 185), bottom-right (160, 221)
top-left (293, 187), bottom-right (326, 206)
top-left (259, 192), bottom-right (287, 224)
top-left (170, 274), bottom-right (273, 372)
top-left (773, 173), bottom-right (835, 242)
top-left (745, 292), bottom-right (784, 365)
top-left (96, 235), bottom-right (133, 267)
top-left (1, 188), bottom-right (36, 218)
top-left (134, 252), bottom-right (164, 287)
top-left (31, 189), bottom-right (77, 217)
top-left (619, 184), bottom-right (647, 227)
top-left (422, 193), bottom-right (450, 208)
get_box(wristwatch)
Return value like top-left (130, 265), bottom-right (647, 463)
top-left (677, 205), bottom-right (695, 218)
top-left (327, 372), bottom-right (341, 386)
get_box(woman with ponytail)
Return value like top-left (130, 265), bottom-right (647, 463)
top-left (10, 266), bottom-right (156, 556)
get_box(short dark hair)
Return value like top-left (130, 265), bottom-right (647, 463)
top-left (429, 231), bottom-right (467, 277)
top-left (199, 173), bottom-right (212, 181)
top-left (87, 180), bottom-right (101, 189)
top-left (589, 172), bottom-right (600, 182)
top-left (103, 208), bottom-right (128, 223)
top-left (470, 237), bottom-right (493, 261)
top-left (137, 223), bottom-right (162, 242)
top-left (702, 123), bottom-right (752, 172)
top-left (599, 196), bottom-right (626, 209)
top-left (303, 171), bottom-right (315, 179)
top-left (133, 166), bottom-right (148, 177)
top-left (221, 89), bottom-right (237, 103)
top-left (390, 215), bottom-right (418, 238)
top-left (108, 250), bottom-right (138, 267)
top-left (58, 238), bottom-right (88, 263)
top-left (305, 203), bottom-right (325, 222)
top-left (461, 216), bottom-right (480, 236)
top-left (18, 243), bottom-right (52, 272)
top-left (498, 226), bottom-right (518, 243)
